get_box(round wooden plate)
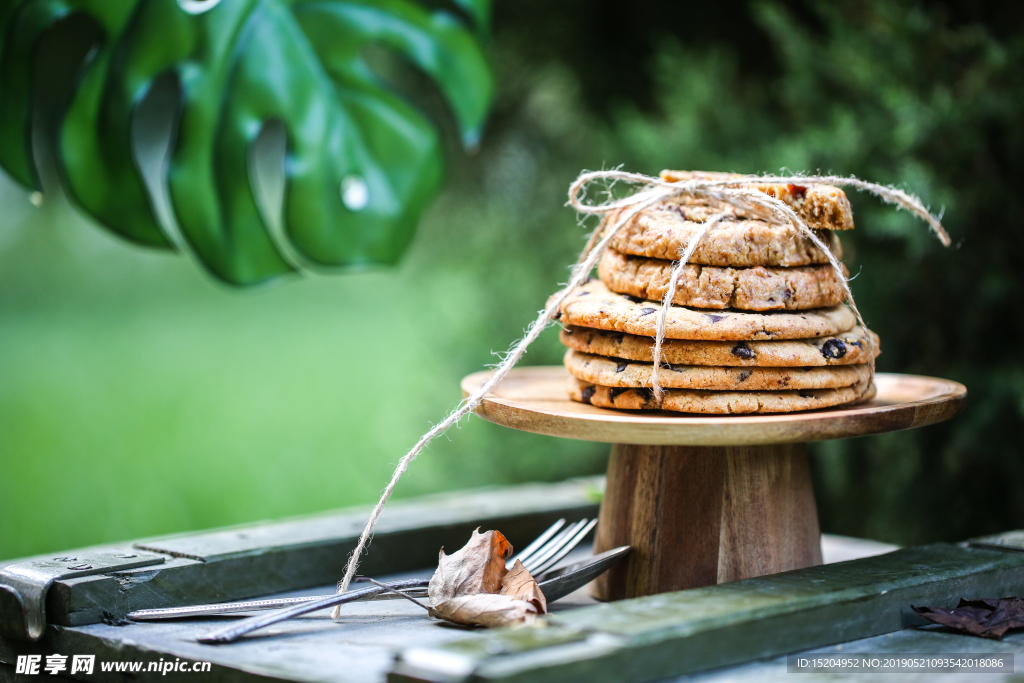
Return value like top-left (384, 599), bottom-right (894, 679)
top-left (461, 367), bottom-right (966, 446)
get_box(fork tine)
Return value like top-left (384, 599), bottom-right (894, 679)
top-left (522, 519), bottom-right (582, 571)
top-left (530, 518), bottom-right (597, 575)
top-left (508, 519), bottom-right (565, 569)
top-left (522, 519), bottom-right (587, 573)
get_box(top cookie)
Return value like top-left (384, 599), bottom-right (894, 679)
top-left (660, 170), bottom-right (855, 232)
top-left (555, 279), bottom-right (857, 341)
top-left (607, 202), bottom-right (843, 266)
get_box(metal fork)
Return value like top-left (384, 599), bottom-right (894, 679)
top-left (190, 518), bottom-right (600, 644)
top-left (197, 539), bottom-right (627, 645)
top-left (128, 518), bottom-right (597, 622)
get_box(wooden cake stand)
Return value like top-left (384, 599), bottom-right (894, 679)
top-left (461, 368), bottom-right (966, 601)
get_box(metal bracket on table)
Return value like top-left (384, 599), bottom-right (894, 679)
top-left (0, 549), bottom-right (166, 641)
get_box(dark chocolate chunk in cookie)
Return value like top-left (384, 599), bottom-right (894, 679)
top-left (731, 343), bottom-right (755, 360)
top-left (821, 339), bottom-right (847, 359)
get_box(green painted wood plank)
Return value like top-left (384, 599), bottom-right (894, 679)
top-left (970, 530), bottom-right (1024, 553)
top-left (0, 577), bottom-right (604, 683)
top-left (5, 482), bottom-right (1024, 683)
top-left (389, 544), bottom-right (1024, 683)
top-left (667, 628), bottom-right (1021, 683)
top-left (1, 478), bottom-right (600, 630)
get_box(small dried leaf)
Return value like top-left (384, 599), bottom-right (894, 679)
top-left (429, 594), bottom-right (541, 628)
top-left (428, 528), bottom-right (512, 605)
top-left (500, 560), bottom-right (547, 614)
top-left (913, 597), bottom-right (1024, 639)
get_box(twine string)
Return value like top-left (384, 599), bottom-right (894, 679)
top-left (649, 213), bottom-right (724, 402)
top-left (330, 188), bottom-right (665, 615)
top-left (332, 170), bottom-right (949, 617)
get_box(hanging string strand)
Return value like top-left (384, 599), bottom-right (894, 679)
top-left (332, 169), bottom-right (948, 617)
top-left (649, 214), bottom-right (724, 401)
top-left (330, 185), bottom-right (665, 616)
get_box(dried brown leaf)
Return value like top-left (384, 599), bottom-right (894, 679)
top-left (428, 528), bottom-right (511, 605)
top-left (429, 594), bottom-right (542, 628)
top-left (500, 559), bottom-right (547, 614)
top-left (913, 597), bottom-right (1024, 639)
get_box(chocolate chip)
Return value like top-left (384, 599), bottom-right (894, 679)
top-left (705, 314), bottom-right (725, 323)
top-left (731, 343), bottom-right (755, 360)
top-left (610, 333), bottom-right (624, 344)
top-left (554, 311), bottom-right (562, 321)
top-left (581, 386), bottom-right (595, 404)
top-left (783, 287), bottom-right (793, 300)
top-left (821, 339), bottom-right (847, 359)
top-left (638, 388), bottom-right (655, 404)
top-left (622, 294), bottom-right (644, 304)
top-left (616, 362), bottom-right (628, 373)
top-left (737, 370), bottom-right (751, 382)
top-left (640, 307), bottom-right (656, 316)
top-left (609, 387), bottom-right (628, 401)
top-left (798, 390), bottom-right (815, 399)
top-left (787, 184), bottom-right (807, 198)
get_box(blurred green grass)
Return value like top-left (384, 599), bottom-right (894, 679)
top-left (0, 174), bottom-right (607, 560)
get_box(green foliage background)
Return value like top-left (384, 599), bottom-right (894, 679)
top-left (2, 0), bottom-right (1022, 559)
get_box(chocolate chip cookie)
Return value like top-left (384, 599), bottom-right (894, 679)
top-left (568, 376), bottom-right (876, 414)
top-left (564, 349), bottom-right (870, 391)
top-left (559, 325), bottom-right (879, 366)
top-left (606, 203), bottom-right (842, 266)
top-left (556, 279), bottom-right (857, 341)
top-left (598, 248), bottom-right (846, 311)
top-left (659, 170), bottom-right (855, 232)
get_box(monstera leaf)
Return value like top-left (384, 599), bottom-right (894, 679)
top-left (0, 0), bottom-right (492, 285)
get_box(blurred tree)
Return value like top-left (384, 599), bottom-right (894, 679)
top-left (0, 0), bottom-right (493, 285)
top-left (485, 0), bottom-right (1024, 544)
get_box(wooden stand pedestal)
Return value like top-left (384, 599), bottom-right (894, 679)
top-left (461, 368), bottom-right (965, 600)
top-left (591, 443), bottom-right (821, 600)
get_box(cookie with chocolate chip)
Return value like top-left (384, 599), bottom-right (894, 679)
top-left (556, 279), bottom-right (856, 341)
top-left (598, 248), bottom-right (846, 311)
top-left (659, 170), bottom-right (855, 232)
top-left (559, 325), bottom-right (878, 367)
top-left (606, 202), bottom-right (843, 266)
top-left (567, 376), bottom-right (876, 414)
top-left (564, 349), bottom-right (870, 391)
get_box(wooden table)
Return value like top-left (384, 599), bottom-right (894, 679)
top-left (462, 368), bottom-right (966, 600)
top-left (4, 478), bottom-right (1024, 683)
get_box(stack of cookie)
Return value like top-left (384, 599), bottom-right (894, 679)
top-left (559, 171), bottom-right (879, 414)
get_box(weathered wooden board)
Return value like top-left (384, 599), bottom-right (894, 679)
top-left (0, 535), bottom-right (896, 683)
top-left (391, 543), bottom-right (1024, 682)
top-left (0, 478), bottom-right (600, 629)
top-left (4, 478), bottom-right (1022, 683)
top-left (667, 627), bottom-right (1024, 682)
top-left (970, 530), bottom-right (1024, 553)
